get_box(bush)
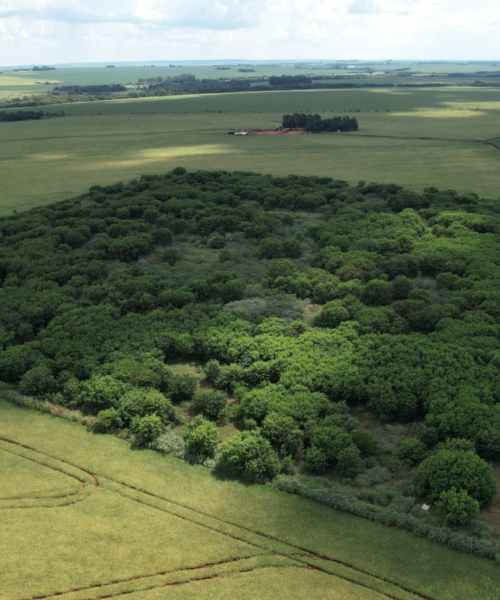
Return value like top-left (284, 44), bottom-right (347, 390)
top-left (337, 445), bottom-right (363, 478)
top-left (192, 390), bottom-right (227, 420)
top-left (170, 374), bottom-right (198, 402)
top-left (396, 438), bottom-right (427, 466)
top-left (93, 408), bottom-right (123, 433)
top-left (119, 387), bottom-right (177, 425)
top-left (218, 431), bottom-right (280, 482)
top-left (261, 412), bottom-right (303, 458)
top-left (436, 488), bottom-right (480, 526)
top-left (130, 413), bottom-right (163, 443)
top-left (282, 238), bottom-right (303, 259)
top-left (186, 416), bottom-right (219, 457)
top-left (78, 375), bottom-right (128, 413)
top-left (19, 365), bottom-right (57, 396)
top-left (305, 446), bottom-right (329, 474)
top-left (417, 445), bottom-right (497, 506)
top-left (163, 248), bottom-right (182, 265)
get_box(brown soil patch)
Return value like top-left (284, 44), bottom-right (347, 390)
top-left (248, 130), bottom-right (310, 136)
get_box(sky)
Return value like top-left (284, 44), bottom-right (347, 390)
top-left (1, 0), bottom-right (499, 66)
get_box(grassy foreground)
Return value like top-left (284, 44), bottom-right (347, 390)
top-left (1, 87), bottom-right (499, 214)
top-left (1, 399), bottom-right (499, 599)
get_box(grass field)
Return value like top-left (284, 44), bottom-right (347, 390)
top-left (1, 87), bottom-right (499, 214)
top-left (1, 398), bottom-right (500, 600)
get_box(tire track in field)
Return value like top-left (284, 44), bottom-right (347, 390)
top-left (481, 140), bottom-right (500, 152)
top-left (2, 436), bottom-right (430, 600)
top-left (100, 475), bottom-right (431, 600)
top-left (28, 557), bottom-right (263, 600)
top-left (0, 438), bottom-right (98, 508)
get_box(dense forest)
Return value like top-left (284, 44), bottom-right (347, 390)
top-left (282, 113), bottom-right (359, 131)
top-left (1, 168), bottom-right (500, 550)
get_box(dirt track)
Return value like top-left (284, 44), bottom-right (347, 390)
top-left (248, 130), bottom-right (310, 136)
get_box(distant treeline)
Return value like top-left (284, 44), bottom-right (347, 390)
top-left (282, 112), bottom-right (359, 132)
top-left (54, 84), bottom-right (126, 94)
top-left (0, 110), bottom-right (64, 122)
top-left (1, 73), bottom-right (496, 111)
top-left (269, 75), bottom-right (311, 85)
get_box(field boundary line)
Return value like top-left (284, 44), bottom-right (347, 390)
top-left (103, 475), bottom-right (431, 600)
top-left (0, 438), bottom-right (97, 508)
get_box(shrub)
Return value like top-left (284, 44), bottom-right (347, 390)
top-left (186, 416), bottom-right (219, 457)
top-left (436, 488), bottom-right (480, 526)
top-left (78, 375), bottom-right (128, 413)
top-left (130, 413), bottom-right (163, 443)
top-left (305, 446), bottom-right (329, 474)
top-left (261, 412), bottom-right (303, 458)
top-left (218, 431), bottom-right (280, 482)
top-left (271, 476), bottom-right (497, 559)
top-left (19, 365), bottom-right (57, 396)
top-left (417, 446), bottom-right (497, 506)
top-left (337, 445), bottom-right (363, 478)
top-left (119, 387), bottom-right (177, 425)
top-left (163, 248), bottom-right (182, 265)
top-left (192, 390), bottom-right (228, 420)
top-left (93, 408), bottom-right (123, 433)
top-left (169, 374), bottom-right (198, 403)
top-left (396, 438), bottom-right (427, 466)
top-left (282, 238), bottom-right (303, 259)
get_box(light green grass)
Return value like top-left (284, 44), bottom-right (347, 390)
top-left (0, 446), bottom-right (79, 499)
top-left (125, 565), bottom-right (387, 599)
top-left (1, 398), bottom-right (499, 600)
top-left (0, 87), bottom-right (499, 215)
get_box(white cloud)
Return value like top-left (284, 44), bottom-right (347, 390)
top-left (1, 0), bottom-right (499, 64)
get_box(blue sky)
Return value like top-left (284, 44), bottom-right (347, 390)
top-left (1, 0), bottom-right (499, 65)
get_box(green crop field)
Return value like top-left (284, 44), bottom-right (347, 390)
top-left (1, 86), bottom-right (499, 214)
top-left (1, 398), bottom-right (500, 600)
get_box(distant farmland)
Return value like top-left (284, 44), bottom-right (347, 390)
top-left (1, 87), bottom-right (500, 214)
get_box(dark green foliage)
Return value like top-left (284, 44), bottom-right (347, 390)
top-left (169, 374), bottom-right (198, 403)
top-left (186, 415), bottom-right (219, 457)
top-left (78, 375), bottom-right (128, 413)
top-left (163, 248), bottom-right (182, 265)
top-left (119, 388), bottom-right (177, 426)
top-left (218, 431), bottom-right (280, 482)
top-left (2, 168), bottom-right (500, 544)
top-left (93, 407), bottom-right (123, 433)
top-left (19, 365), bottom-right (57, 396)
top-left (436, 488), bottom-right (480, 526)
top-left (192, 390), bottom-right (227, 420)
top-left (417, 446), bottom-right (497, 506)
top-left (130, 413), bottom-right (163, 443)
top-left (261, 412), bottom-right (303, 458)
top-left (396, 438), bottom-right (427, 466)
top-left (281, 113), bottom-right (359, 132)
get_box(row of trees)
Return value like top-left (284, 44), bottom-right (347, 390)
top-left (281, 113), bottom-right (359, 131)
top-left (0, 110), bottom-right (64, 122)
